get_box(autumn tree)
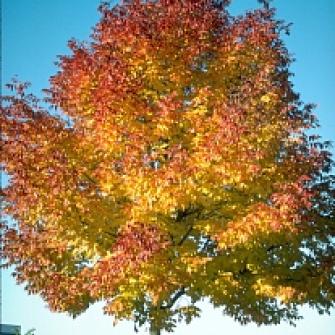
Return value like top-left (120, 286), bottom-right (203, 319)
top-left (1, 1), bottom-right (334, 334)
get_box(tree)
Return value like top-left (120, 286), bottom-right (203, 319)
top-left (1, 0), bottom-right (334, 334)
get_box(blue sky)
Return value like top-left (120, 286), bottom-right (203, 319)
top-left (1, 0), bottom-right (334, 334)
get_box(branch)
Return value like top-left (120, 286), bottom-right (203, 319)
top-left (160, 287), bottom-right (186, 310)
top-left (175, 206), bottom-right (202, 222)
top-left (82, 172), bottom-right (97, 184)
top-left (177, 225), bottom-right (193, 246)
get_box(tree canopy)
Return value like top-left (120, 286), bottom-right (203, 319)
top-left (1, 0), bottom-right (334, 333)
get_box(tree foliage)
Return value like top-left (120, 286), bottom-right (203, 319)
top-left (1, 0), bottom-right (334, 333)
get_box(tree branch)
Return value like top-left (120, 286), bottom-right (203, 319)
top-left (160, 287), bottom-right (186, 310)
top-left (177, 225), bottom-right (193, 246)
top-left (82, 172), bottom-right (98, 184)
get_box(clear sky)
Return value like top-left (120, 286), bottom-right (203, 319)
top-left (1, 0), bottom-right (334, 334)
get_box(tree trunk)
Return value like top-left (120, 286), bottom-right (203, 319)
top-left (149, 326), bottom-right (161, 335)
